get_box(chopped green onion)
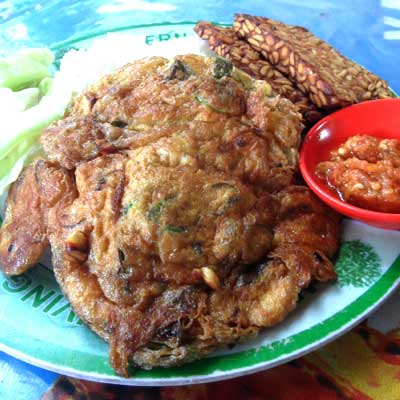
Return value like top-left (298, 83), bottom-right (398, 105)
top-left (165, 225), bottom-right (186, 234)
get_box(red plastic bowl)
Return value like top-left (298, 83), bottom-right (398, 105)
top-left (300, 98), bottom-right (400, 230)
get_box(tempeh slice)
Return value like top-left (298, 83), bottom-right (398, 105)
top-left (234, 14), bottom-right (393, 109)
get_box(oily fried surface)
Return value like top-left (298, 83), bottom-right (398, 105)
top-left (50, 170), bottom-right (338, 374)
top-left (0, 163), bottom-right (45, 275)
top-left (55, 146), bottom-right (278, 303)
top-left (0, 55), bottom-right (340, 376)
top-left (0, 160), bottom-right (76, 275)
top-left (41, 55), bottom-right (302, 177)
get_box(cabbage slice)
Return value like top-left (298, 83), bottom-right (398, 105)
top-left (0, 48), bottom-right (71, 196)
top-left (0, 48), bottom-right (54, 91)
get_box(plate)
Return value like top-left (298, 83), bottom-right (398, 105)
top-left (0, 22), bottom-right (399, 386)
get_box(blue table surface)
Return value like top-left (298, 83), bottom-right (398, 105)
top-left (0, 1), bottom-right (399, 399)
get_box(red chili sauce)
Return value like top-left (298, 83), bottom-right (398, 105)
top-left (316, 135), bottom-right (400, 213)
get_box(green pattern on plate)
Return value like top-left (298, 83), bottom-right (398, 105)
top-left (335, 240), bottom-right (382, 287)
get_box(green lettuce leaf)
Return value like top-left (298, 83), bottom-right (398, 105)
top-left (0, 87), bottom-right (71, 195)
top-left (0, 48), bottom-right (73, 196)
top-left (0, 48), bottom-right (54, 91)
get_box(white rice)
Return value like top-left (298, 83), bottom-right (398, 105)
top-left (55, 33), bottom-right (215, 97)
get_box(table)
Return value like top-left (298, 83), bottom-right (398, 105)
top-left (0, 1), bottom-right (399, 399)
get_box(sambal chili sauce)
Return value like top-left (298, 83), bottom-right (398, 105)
top-left (316, 135), bottom-right (400, 213)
